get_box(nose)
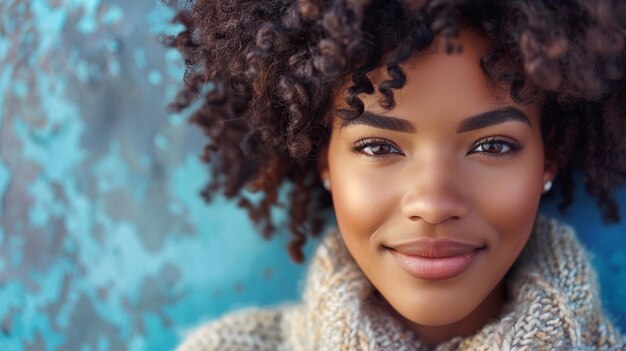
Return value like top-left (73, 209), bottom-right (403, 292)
top-left (400, 159), bottom-right (469, 224)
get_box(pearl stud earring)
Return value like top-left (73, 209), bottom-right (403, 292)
top-left (323, 178), bottom-right (331, 191)
top-left (543, 180), bottom-right (553, 193)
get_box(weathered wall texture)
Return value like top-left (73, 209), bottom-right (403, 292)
top-left (0, 1), bottom-right (624, 350)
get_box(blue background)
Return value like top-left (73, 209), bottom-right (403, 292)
top-left (0, 1), bottom-right (624, 350)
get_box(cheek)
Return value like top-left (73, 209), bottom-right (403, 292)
top-left (329, 156), bottom-right (396, 238)
top-left (326, 135), bottom-right (406, 249)
top-left (471, 148), bottom-right (545, 252)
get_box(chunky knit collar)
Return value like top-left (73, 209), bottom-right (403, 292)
top-left (283, 215), bottom-right (623, 350)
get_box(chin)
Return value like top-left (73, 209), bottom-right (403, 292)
top-left (393, 297), bottom-right (479, 327)
top-left (379, 277), bottom-right (499, 329)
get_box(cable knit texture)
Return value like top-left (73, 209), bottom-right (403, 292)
top-left (177, 216), bottom-right (625, 350)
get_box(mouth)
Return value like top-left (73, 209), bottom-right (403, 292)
top-left (384, 239), bottom-right (486, 280)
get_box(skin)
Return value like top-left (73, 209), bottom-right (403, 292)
top-left (319, 31), bottom-right (557, 346)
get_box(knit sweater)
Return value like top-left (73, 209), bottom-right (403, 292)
top-left (177, 216), bottom-right (625, 350)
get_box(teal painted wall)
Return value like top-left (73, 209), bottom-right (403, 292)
top-left (0, 1), bottom-right (624, 350)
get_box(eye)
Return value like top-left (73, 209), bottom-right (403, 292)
top-left (352, 138), bottom-right (403, 158)
top-left (470, 137), bottom-right (520, 156)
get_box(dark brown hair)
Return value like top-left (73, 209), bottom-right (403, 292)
top-left (165, 0), bottom-right (626, 262)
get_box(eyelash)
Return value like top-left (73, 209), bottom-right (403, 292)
top-left (352, 137), bottom-right (403, 159)
top-left (351, 136), bottom-right (522, 159)
top-left (469, 136), bottom-right (522, 157)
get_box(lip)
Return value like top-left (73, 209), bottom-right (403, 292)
top-left (386, 239), bottom-right (485, 280)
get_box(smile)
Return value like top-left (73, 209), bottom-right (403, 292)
top-left (385, 239), bottom-right (486, 280)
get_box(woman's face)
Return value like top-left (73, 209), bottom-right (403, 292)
top-left (321, 31), bottom-right (555, 339)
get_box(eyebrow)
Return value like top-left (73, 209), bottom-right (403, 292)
top-left (339, 107), bottom-right (530, 133)
top-left (339, 112), bottom-right (416, 133)
top-left (456, 107), bottom-right (531, 133)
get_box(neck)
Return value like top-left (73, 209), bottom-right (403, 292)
top-left (390, 280), bottom-right (507, 348)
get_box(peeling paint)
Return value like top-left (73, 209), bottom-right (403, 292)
top-left (0, 160), bottom-right (10, 215)
top-left (101, 5), bottom-right (123, 25)
top-left (148, 70), bottom-right (163, 86)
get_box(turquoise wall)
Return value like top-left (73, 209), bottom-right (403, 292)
top-left (0, 1), bottom-right (624, 350)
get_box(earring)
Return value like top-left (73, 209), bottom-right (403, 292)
top-left (543, 180), bottom-right (553, 193)
top-left (323, 178), bottom-right (331, 191)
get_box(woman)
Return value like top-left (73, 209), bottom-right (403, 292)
top-left (168, 0), bottom-right (626, 349)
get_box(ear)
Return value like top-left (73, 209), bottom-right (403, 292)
top-left (542, 148), bottom-right (559, 186)
top-left (318, 144), bottom-right (330, 183)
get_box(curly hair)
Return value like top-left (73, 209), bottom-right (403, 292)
top-left (165, 0), bottom-right (626, 263)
